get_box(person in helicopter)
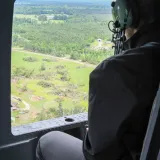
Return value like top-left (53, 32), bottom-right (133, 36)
top-left (36, 0), bottom-right (160, 159)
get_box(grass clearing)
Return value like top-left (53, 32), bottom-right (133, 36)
top-left (15, 14), bottom-right (37, 20)
top-left (11, 50), bottom-right (94, 126)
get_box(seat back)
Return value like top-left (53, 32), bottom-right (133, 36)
top-left (157, 150), bottom-right (160, 160)
top-left (140, 86), bottom-right (160, 160)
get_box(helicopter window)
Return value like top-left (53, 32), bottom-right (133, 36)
top-left (11, 0), bottom-right (113, 127)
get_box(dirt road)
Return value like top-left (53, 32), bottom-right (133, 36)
top-left (12, 48), bottom-right (96, 68)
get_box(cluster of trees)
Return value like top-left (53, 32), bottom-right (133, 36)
top-left (53, 15), bottom-right (68, 20)
top-left (36, 98), bottom-right (86, 121)
top-left (38, 15), bottom-right (47, 21)
top-left (12, 66), bottom-right (34, 78)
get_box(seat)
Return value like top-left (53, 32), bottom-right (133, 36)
top-left (140, 85), bottom-right (160, 160)
top-left (157, 150), bottom-right (160, 160)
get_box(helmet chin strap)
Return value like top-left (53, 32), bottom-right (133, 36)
top-left (108, 21), bottom-right (126, 55)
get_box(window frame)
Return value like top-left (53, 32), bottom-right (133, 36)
top-left (1, 1), bottom-right (159, 160)
top-left (0, 0), bottom-right (87, 147)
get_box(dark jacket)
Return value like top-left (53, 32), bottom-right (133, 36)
top-left (83, 22), bottom-right (160, 160)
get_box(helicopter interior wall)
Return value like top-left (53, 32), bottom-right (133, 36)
top-left (0, 138), bottom-right (38, 160)
top-left (1, 1), bottom-right (160, 160)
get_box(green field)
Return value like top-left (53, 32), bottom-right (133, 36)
top-left (11, 50), bottom-right (94, 126)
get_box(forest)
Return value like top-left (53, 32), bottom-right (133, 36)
top-left (11, 0), bottom-right (114, 126)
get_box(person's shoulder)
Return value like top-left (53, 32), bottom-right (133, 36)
top-left (123, 42), bottom-right (160, 56)
top-left (94, 55), bottom-right (116, 72)
top-left (94, 47), bottom-right (151, 72)
top-left (95, 49), bottom-right (135, 70)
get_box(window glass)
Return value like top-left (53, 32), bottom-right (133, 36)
top-left (11, 0), bottom-right (113, 126)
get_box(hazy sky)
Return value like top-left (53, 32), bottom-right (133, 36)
top-left (15, 0), bottom-right (111, 6)
top-left (16, 0), bottom-right (111, 2)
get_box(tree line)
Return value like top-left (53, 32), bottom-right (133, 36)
top-left (12, 4), bottom-right (113, 64)
top-left (14, 3), bottom-right (111, 15)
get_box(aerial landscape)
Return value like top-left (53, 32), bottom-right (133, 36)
top-left (11, 0), bottom-right (113, 126)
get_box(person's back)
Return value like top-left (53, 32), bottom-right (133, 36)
top-left (36, 0), bottom-right (160, 160)
top-left (83, 23), bottom-right (160, 160)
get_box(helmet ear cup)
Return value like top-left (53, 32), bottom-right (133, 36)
top-left (111, 0), bottom-right (140, 29)
top-left (127, 0), bottom-right (140, 28)
top-left (154, 0), bottom-right (160, 21)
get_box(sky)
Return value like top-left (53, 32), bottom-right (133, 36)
top-left (16, 0), bottom-right (111, 3)
top-left (15, 0), bottom-right (112, 6)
